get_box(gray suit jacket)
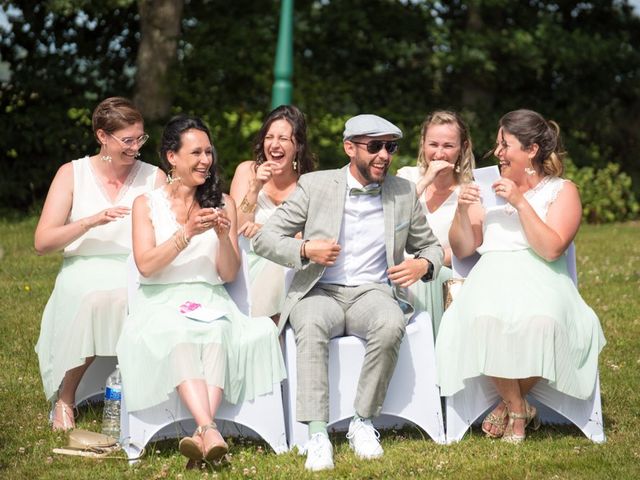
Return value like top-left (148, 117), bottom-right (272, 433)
top-left (253, 165), bottom-right (443, 333)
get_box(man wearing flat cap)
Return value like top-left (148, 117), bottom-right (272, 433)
top-left (254, 114), bottom-right (443, 471)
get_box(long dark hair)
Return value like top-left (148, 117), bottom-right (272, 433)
top-left (160, 115), bottom-right (224, 209)
top-left (252, 104), bottom-right (315, 174)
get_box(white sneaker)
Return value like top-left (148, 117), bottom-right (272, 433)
top-left (346, 417), bottom-right (383, 459)
top-left (302, 433), bottom-right (334, 471)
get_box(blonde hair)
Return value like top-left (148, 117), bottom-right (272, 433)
top-left (499, 109), bottom-right (565, 177)
top-left (417, 110), bottom-right (475, 184)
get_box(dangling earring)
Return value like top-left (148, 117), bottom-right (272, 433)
top-left (100, 143), bottom-right (112, 162)
top-left (167, 166), bottom-right (181, 184)
top-left (525, 162), bottom-right (536, 176)
top-left (454, 161), bottom-right (460, 173)
top-left (292, 159), bottom-right (298, 171)
top-left (205, 170), bottom-right (211, 179)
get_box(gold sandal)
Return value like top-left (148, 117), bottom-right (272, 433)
top-left (502, 400), bottom-right (540, 444)
top-left (200, 422), bottom-right (228, 463)
top-left (481, 401), bottom-right (508, 438)
top-left (179, 432), bottom-right (204, 460)
top-left (51, 399), bottom-right (76, 431)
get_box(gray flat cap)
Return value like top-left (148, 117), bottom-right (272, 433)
top-left (343, 114), bottom-right (403, 140)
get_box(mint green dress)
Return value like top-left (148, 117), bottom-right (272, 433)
top-left (116, 189), bottom-right (286, 412)
top-left (436, 177), bottom-right (605, 399)
top-left (35, 157), bottom-right (158, 401)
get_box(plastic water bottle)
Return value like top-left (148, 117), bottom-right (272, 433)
top-left (101, 365), bottom-right (122, 439)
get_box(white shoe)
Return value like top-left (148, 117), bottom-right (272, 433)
top-left (302, 433), bottom-right (334, 471)
top-left (346, 417), bottom-right (383, 459)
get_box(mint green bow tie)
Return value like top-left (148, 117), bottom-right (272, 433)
top-left (349, 186), bottom-right (382, 196)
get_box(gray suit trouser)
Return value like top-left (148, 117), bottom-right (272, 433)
top-left (289, 283), bottom-right (406, 422)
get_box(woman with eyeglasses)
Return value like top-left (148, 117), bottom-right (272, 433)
top-left (34, 97), bottom-right (166, 430)
top-left (397, 111), bottom-right (475, 337)
top-left (229, 105), bottom-right (315, 321)
top-left (116, 115), bottom-right (285, 465)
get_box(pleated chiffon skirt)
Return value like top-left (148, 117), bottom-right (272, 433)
top-left (247, 250), bottom-right (288, 318)
top-left (36, 254), bottom-right (128, 401)
top-left (116, 281), bottom-right (286, 412)
top-left (406, 265), bottom-right (452, 339)
top-left (436, 249), bottom-right (605, 400)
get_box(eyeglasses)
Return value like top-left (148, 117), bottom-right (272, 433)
top-left (109, 132), bottom-right (150, 149)
top-left (350, 140), bottom-right (399, 155)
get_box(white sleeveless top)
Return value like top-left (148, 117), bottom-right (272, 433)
top-left (396, 166), bottom-right (459, 249)
top-left (65, 157), bottom-right (158, 256)
top-left (140, 188), bottom-right (223, 286)
top-left (254, 190), bottom-right (279, 225)
top-left (477, 176), bottom-right (567, 254)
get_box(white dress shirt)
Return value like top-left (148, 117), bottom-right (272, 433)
top-left (320, 169), bottom-right (387, 286)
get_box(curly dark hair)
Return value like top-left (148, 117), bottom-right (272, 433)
top-left (159, 115), bottom-right (224, 209)
top-left (252, 104), bottom-right (315, 174)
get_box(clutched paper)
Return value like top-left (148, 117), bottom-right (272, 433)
top-left (472, 166), bottom-right (506, 208)
top-left (179, 301), bottom-right (228, 323)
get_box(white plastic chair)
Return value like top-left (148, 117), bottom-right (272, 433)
top-left (444, 243), bottom-right (606, 443)
top-left (120, 244), bottom-right (288, 459)
top-left (73, 356), bottom-right (118, 406)
top-left (283, 309), bottom-right (446, 451)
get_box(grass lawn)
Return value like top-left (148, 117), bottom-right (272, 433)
top-left (0, 217), bottom-right (639, 479)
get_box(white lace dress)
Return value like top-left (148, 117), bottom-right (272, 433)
top-left (436, 176), bottom-right (606, 399)
top-left (35, 156), bottom-right (158, 401)
top-left (116, 188), bottom-right (286, 412)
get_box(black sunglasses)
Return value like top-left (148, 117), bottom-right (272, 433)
top-left (350, 140), bottom-right (399, 155)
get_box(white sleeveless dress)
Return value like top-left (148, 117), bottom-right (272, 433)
top-left (35, 156), bottom-right (158, 401)
top-left (116, 188), bottom-right (286, 412)
top-left (436, 176), bottom-right (606, 399)
top-left (246, 190), bottom-right (289, 317)
top-left (396, 166), bottom-right (457, 337)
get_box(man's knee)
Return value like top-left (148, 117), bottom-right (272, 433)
top-left (369, 311), bottom-right (405, 350)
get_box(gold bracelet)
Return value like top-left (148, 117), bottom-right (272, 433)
top-left (174, 227), bottom-right (189, 252)
top-left (239, 196), bottom-right (257, 213)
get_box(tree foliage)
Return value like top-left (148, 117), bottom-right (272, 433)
top-left (1, 0), bottom-right (639, 222)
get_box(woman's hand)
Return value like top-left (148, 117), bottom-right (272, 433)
top-left (185, 207), bottom-right (221, 239)
top-left (238, 221), bottom-right (263, 238)
top-left (457, 183), bottom-right (481, 210)
top-left (415, 160), bottom-right (454, 194)
top-left (211, 209), bottom-right (232, 237)
top-left (492, 178), bottom-right (525, 209)
top-left (86, 206), bottom-right (131, 228)
top-left (252, 160), bottom-right (276, 188)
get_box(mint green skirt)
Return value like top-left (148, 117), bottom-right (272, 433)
top-left (246, 249), bottom-right (287, 317)
top-left (35, 255), bottom-right (128, 401)
top-left (436, 249), bottom-right (605, 399)
top-left (116, 282), bottom-right (286, 412)
top-left (406, 266), bottom-right (452, 339)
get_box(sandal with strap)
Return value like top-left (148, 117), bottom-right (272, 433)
top-left (200, 422), bottom-right (229, 463)
top-left (502, 400), bottom-right (540, 444)
top-left (481, 400), bottom-right (508, 438)
top-left (179, 431), bottom-right (204, 460)
top-left (51, 399), bottom-right (76, 431)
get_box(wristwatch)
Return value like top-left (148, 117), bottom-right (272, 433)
top-left (416, 255), bottom-right (434, 281)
